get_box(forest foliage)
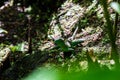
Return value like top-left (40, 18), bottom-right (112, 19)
top-left (0, 0), bottom-right (120, 80)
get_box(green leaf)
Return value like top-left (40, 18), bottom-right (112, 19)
top-left (0, 28), bottom-right (8, 34)
top-left (10, 43), bottom-right (25, 52)
top-left (71, 39), bottom-right (85, 47)
top-left (110, 2), bottom-right (120, 14)
top-left (17, 43), bottom-right (25, 52)
top-left (10, 46), bottom-right (18, 52)
top-left (54, 39), bottom-right (69, 51)
top-left (25, 6), bottom-right (32, 12)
